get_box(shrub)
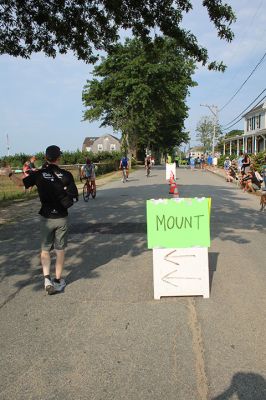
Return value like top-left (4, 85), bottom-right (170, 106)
top-left (251, 152), bottom-right (266, 174)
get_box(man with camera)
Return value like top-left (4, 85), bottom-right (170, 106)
top-left (8, 145), bottom-right (78, 295)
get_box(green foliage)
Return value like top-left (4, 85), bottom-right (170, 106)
top-left (196, 116), bottom-right (222, 152)
top-left (252, 152), bottom-right (266, 174)
top-left (0, 1), bottom-right (235, 70)
top-left (0, 150), bottom-right (122, 168)
top-left (217, 154), bottom-right (235, 167)
top-left (224, 129), bottom-right (244, 138)
top-left (83, 37), bottom-right (196, 155)
top-left (217, 152), bottom-right (266, 173)
top-left (196, 117), bottom-right (214, 152)
top-left (0, 153), bottom-right (29, 168)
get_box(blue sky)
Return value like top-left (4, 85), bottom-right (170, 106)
top-left (0, 0), bottom-right (265, 157)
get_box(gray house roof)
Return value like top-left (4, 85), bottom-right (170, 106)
top-left (242, 102), bottom-right (266, 118)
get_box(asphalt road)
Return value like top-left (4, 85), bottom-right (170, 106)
top-left (0, 166), bottom-right (265, 400)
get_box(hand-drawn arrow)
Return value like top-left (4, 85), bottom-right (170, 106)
top-left (164, 250), bottom-right (196, 267)
top-left (162, 269), bottom-right (202, 287)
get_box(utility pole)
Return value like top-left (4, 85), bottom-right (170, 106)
top-left (6, 133), bottom-right (10, 156)
top-left (200, 104), bottom-right (219, 155)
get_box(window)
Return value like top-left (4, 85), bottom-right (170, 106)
top-left (251, 116), bottom-right (254, 130)
top-left (256, 115), bottom-right (261, 129)
top-left (97, 144), bottom-right (103, 151)
top-left (86, 146), bottom-right (91, 152)
top-left (110, 144), bottom-right (116, 151)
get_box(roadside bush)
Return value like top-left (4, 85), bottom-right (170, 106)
top-left (95, 161), bottom-right (119, 175)
top-left (251, 152), bottom-right (266, 173)
top-left (131, 157), bottom-right (137, 167)
top-left (217, 154), bottom-right (236, 167)
top-left (217, 152), bottom-right (266, 173)
top-left (0, 153), bottom-right (29, 168)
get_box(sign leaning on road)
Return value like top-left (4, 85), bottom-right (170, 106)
top-left (166, 163), bottom-right (176, 180)
top-left (146, 198), bottom-right (211, 299)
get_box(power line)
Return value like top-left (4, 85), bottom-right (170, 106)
top-left (220, 51), bottom-right (266, 112)
top-left (234, 0), bottom-right (264, 47)
top-left (221, 93), bottom-right (266, 131)
top-left (221, 88), bottom-right (266, 129)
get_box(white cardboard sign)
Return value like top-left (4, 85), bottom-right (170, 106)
top-left (153, 247), bottom-right (209, 299)
top-left (166, 163), bottom-right (176, 180)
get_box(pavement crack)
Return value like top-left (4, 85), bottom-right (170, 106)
top-left (187, 298), bottom-right (208, 400)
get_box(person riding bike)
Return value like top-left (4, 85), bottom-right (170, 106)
top-left (119, 155), bottom-right (129, 181)
top-left (81, 159), bottom-right (96, 192)
top-left (145, 155), bottom-right (151, 176)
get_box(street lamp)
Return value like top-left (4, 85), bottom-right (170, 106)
top-left (200, 104), bottom-right (219, 154)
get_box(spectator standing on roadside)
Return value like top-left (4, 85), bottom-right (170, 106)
top-left (23, 156), bottom-right (37, 192)
top-left (200, 154), bottom-right (205, 170)
top-left (7, 145), bottom-right (78, 295)
top-left (237, 152), bottom-right (243, 173)
top-left (224, 157), bottom-right (231, 180)
top-left (224, 157), bottom-right (231, 170)
top-left (207, 154), bottom-right (212, 166)
top-left (23, 156), bottom-right (37, 177)
top-left (190, 156), bottom-right (195, 170)
top-left (241, 153), bottom-right (251, 173)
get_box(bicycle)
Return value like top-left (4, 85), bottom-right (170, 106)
top-left (146, 166), bottom-right (151, 177)
top-left (121, 167), bottom-right (127, 183)
top-left (83, 178), bottom-right (96, 201)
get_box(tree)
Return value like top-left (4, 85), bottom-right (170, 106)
top-left (0, 0), bottom-right (235, 70)
top-left (82, 37), bottom-right (196, 155)
top-left (216, 129), bottom-right (244, 153)
top-left (224, 129), bottom-right (244, 138)
top-left (196, 116), bottom-right (222, 152)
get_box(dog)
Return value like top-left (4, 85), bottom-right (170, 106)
top-left (260, 192), bottom-right (266, 211)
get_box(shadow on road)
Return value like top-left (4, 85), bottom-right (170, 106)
top-left (0, 174), bottom-right (265, 302)
top-left (212, 372), bottom-right (266, 399)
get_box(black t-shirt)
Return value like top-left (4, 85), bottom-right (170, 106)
top-left (23, 164), bottom-right (78, 218)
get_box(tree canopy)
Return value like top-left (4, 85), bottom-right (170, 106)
top-left (82, 37), bottom-right (196, 154)
top-left (196, 116), bottom-right (222, 152)
top-left (0, 0), bottom-right (235, 69)
top-left (224, 129), bottom-right (244, 138)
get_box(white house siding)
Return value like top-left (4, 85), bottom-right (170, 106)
top-left (223, 102), bottom-right (266, 155)
top-left (91, 135), bottom-right (121, 153)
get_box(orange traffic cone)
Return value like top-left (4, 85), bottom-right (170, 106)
top-left (169, 182), bottom-right (176, 194)
top-left (173, 184), bottom-right (179, 198)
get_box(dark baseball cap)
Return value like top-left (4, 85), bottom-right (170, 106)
top-left (45, 145), bottom-right (62, 161)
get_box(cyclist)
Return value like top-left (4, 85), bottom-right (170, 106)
top-left (119, 155), bottom-right (129, 181)
top-left (145, 155), bottom-right (151, 176)
top-left (81, 159), bottom-right (96, 192)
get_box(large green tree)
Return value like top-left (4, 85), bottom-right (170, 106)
top-left (196, 116), bottom-right (222, 152)
top-left (0, 1), bottom-right (235, 70)
top-left (82, 37), bottom-right (196, 154)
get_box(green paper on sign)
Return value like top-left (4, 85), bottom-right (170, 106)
top-left (146, 198), bottom-right (211, 249)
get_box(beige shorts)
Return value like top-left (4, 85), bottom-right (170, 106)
top-left (40, 217), bottom-right (68, 251)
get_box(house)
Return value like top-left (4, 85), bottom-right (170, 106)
top-left (188, 146), bottom-right (204, 158)
top-left (82, 134), bottom-right (121, 153)
top-left (82, 137), bottom-right (99, 152)
top-left (223, 102), bottom-right (266, 155)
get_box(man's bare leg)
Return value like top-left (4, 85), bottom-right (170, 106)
top-left (55, 249), bottom-right (65, 280)
top-left (41, 250), bottom-right (51, 276)
top-left (41, 250), bottom-right (55, 294)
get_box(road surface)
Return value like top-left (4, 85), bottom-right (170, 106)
top-left (0, 166), bottom-right (265, 399)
